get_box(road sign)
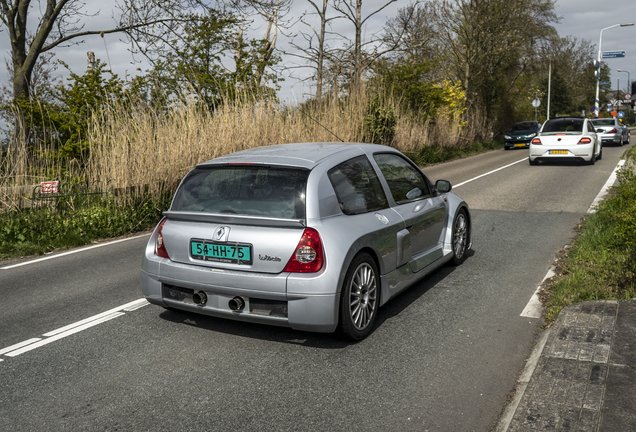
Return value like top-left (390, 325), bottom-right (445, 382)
top-left (40, 181), bottom-right (59, 194)
top-left (532, 98), bottom-right (541, 108)
top-left (602, 50), bottom-right (626, 59)
top-left (600, 81), bottom-right (611, 85)
top-left (618, 111), bottom-right (625, 119)
top-left (625, 93), bottom-right (632, 101)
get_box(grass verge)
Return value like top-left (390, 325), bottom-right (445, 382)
top-left (541, 147), bottom-right (636, 325)
top-left (0, 194), bottom-right (171, 260)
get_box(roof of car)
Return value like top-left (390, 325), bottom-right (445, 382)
top-left (197, 142), bottom-right (395, 169)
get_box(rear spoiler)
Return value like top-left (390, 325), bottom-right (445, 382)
top-left (163, 211), bottom-right (306, 228)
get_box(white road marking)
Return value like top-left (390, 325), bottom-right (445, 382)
top-left (43, 299), bottom-right (148, 337)
top-left (0, 233), bottom-right (150, 270)
top-left (587, 159), bottom-right (627, 213)
top-left (454, 158), bottom-right (528, 188)
top-left (0, 298), bottom-right (148, 360)
top-left (521, 267), bottom-right (556, 318)
top-left (5, 312), bottom-right (125, 357)
top-left (0, 338), bottom-right (42, 356)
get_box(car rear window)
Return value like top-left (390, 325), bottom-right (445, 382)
top-left (542, 118), bottom-right (584, 133)
top-left (591, 120), bottom-right (614, 126)
top-left (511, 122), bottom-right (538, 131)
top-left (171, 165), bottom-right (309, 219)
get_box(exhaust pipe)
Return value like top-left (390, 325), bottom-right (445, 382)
top-left (228, 296), bottom-right (245, 311)
top-left (193, 291), bottom-right (207, 305)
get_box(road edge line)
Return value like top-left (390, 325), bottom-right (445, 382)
top-left (521, 266), bottom-right (556, 318)
top-left (0, 233), bottom-right (151, 270)
top-left (587, 159), bottom-right (626, 213)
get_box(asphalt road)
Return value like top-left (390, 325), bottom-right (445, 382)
top-left (0, 142), bottom-right (632, 431)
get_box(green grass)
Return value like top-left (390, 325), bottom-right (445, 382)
top-left (542, 147), bottom-right (636, 325)
top-left (0, 194), bottom-right (171, 260)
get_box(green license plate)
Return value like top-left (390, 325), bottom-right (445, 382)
top-left (190, 239), bottom-right (252, 264)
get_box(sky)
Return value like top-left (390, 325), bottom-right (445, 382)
top-left (2, 0), bottom-right (636, 104)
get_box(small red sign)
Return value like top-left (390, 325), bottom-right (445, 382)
top-left (40, 181), bottom-right (59, 194)
top-left (625, 93), bottom-right (632, 101)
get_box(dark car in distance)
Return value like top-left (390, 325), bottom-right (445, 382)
top-left (504, 121), bottom-right (541, 150)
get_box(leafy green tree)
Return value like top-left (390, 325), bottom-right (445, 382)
top-left (540, 70), bottom-right (571, 117)
top-left (149, 12), bottom-right (281, 108)
top-left (14, 59), bottom-right (127, 160)
top-left (370, 58), bottom-right (446, 117)
top-left (387, 0), bottom-right (558, 123)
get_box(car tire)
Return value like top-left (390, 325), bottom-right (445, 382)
top-left (529, 158), bottom-right (539, 166)
top-left (597, 146), bottom-right (603, 160)
top-left (337, 253), bottom-right (379, 341)
top-left (451, 208), bottom-right (469, 266)
top-left (504, 146), bottom-right (510, 151)
top-left (587, 152), bottom-right (596, 165)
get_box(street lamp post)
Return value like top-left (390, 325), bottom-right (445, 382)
top-left (595, 23), bottom-right (634, 118)
top-left (618, 68), bottom-right (631, 120)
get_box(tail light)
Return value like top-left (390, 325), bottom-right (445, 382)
top-left (283, 228), bottom-right (324, 273)
top-left (155, 217), bottom-right (170, 259)
top-left (578, 137), bottom-right (592, 144)
top-left (531, 138), bottom-right (542, 145)
top-left (608, 128), bottom-right (617, 133)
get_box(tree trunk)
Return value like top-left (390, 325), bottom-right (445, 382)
top-left (353, 0), bottom-right (362, 90)
top-left (254, 1), bottom-right (279, 87)
top-left (315, 0), bottom-right (328, 110)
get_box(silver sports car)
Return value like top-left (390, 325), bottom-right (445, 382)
top-left (141, 143), bottom-right (472, 340)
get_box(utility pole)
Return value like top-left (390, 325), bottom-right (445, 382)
top-left (547, 60), bottom-right (551, 120)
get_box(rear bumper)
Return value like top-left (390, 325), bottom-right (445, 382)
top-left (141, 264), bottom-right (339, 333)
top-left (504, 140), bottom-right (530, 149)
top-left (600, 134), bottom-right (621, 144)
top-left (529, 143), bottom-right (595, 162)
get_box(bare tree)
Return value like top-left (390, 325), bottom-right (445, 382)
top-left (333, 0), bottom-right (402, 90)
top-left (287, 0), bottom-right (344, 107)
top-left (223, 0), bottom-right (295, 87)
top-left (0, 0), bottom-right (215, 103)
top-left (383, 2), bottom-right (436, 61)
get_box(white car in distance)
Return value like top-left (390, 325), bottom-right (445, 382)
top-left (529, 117), bottom-right (602, 165)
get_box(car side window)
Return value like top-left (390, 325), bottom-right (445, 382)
top-left (328, 156), bottom-right (389, 215)
top-left (373, 153), bottom-right (430, 204)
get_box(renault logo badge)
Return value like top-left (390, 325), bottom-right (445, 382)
top-left (214, 226), bottom-right (229, 241)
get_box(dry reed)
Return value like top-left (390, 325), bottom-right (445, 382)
top-left (1, 92), bottom-right (491, 210)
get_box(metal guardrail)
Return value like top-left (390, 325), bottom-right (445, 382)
top-left (30, 181), bottom-right (112, 213)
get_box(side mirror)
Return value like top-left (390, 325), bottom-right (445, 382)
top-left (435, 179), bottom-right (452, 194)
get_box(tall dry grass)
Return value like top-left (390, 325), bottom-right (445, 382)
top-left (1, 91), bottom-right (492, 210)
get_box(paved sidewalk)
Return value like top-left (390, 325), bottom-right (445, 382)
top-left (502, 299), bottom-right (636, 432)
